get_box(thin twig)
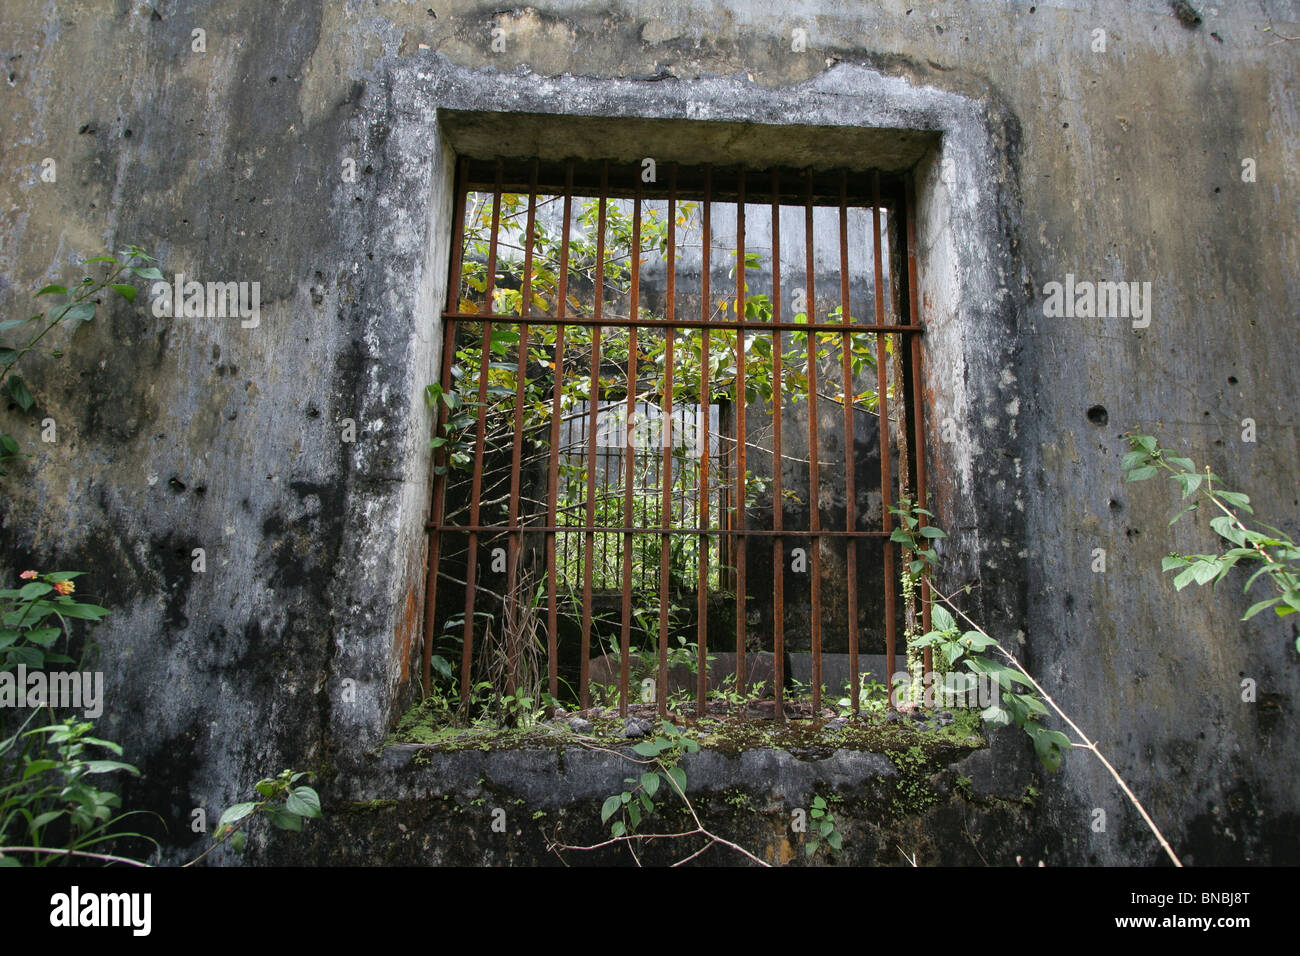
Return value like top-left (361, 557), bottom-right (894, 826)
top-left (931, 586), bottom-right (1183, 867)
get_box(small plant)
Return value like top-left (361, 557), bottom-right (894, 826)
top-left (0, 718), bottom-right (153, 867)
top-left (190, 769), bottom-right (322, 864)
top-left (1, 570), bottom-right (110, 671)
top-left (911, 602), bottom-right (1070, 771)
top-left (805, 795), bottom-right (844, 858)
top-left (554, 720), bottom-right (768, 866)
top-left (600, 720), bottom-right (697, 840)
top-left (1, 247), bottom-right (160, 473)
top-left (838, 674), bottom-right (890, 716)
top-left (1123, 432), bottom-right (1300, 650)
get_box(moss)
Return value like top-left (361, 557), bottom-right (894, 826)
top-left (386, 695), bottom-right (987, 763)
top-left (884, 744), bottom-right (944, 817)
top-left (339, 799), bottom-right (400, 815)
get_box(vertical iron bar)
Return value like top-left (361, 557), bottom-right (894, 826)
top-left (733, 166), bottom-right (748, 706)
top-left (872, 171), bottom-right (898, 699)
top-left (696, 167), bottom-right (712, 714)
top-left (422, 155), bottom-right (469, 696)
top-left (904, 175), bottom-right (932, 678)
top-left (770, 168), bottom-right (785, 722)
top-left (459, 158), bottom-right (505, 720)
top-left (839, 172), bottom-right (860, 716)
top-left (545, 165), bottom-right (574, 701)
top-left (620, 178), bottom-right (642, 718)
top-left (657, 165), bottom-right (678, 719)
top-left (805, 169), bottom-right (823, 715)
top-left (579, 162), bottom-right (609, 709)
top-left (504, 161), bottom-right (539, 698)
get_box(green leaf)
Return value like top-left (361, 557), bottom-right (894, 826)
top-left (1120, 450), bottom-right (1147, 471)
top-left (930, 605), bottom-right (956, 633)
top-left (83, 759), bottom-right (139, 775)
top-left (35, 284), bottom-right (67, 296)
top-left (1165, 456), bottom-right (1196, 473)
top-left (49, 603), bottom-right (110, 621)
top-left (1161, 555), bottom-right (1189, 572)
top-left (8, 376), bottom-right (34, 412)
top-left (285, 786), bottom-right (322, 818)
top-left (231, 831), bottom-right (247, 854)
top-left (22, 759), bottom-right (58, 779)
top-left (131, 266), bottom-right (165, 281)
top-left (269, 807), bottom-right (303, 831)
top-left (108, 283), bottom-right (137, 302)
top-left (1173, 472), bottom-right (1202, 499)
top-left (665, 765), bottom-right (687, 794)
top-left (600, 794), bottom-right (622, 824)
top-left (1209, 516), bottom-right (1246, 545)
top-left (827, 830), bottom-right (843, 850)
top-left (52, 302), bottom-right (95, 323)
top-left (1216, 490), bottom-right (1253, 513)
top-left (19, 582), bottom-right (52, 599)
top-left (806, 842), bottom-right (818, 857)
top-left (918, 526), bottom-right (946, 539)
top-left (22, 627), bottom-right (61, 647)
top-left (819, 819), bottom-right (833, 837)
top-left (640, 772), bottom-right (659, 797)
top-left (217, 801), bottom-right (258, 828)
top-left (1126, 465), bottom-right (1157, 482)
top-left (610, 820), bottom-right (626, 838)
top-left (1191, 560), bottom-right (1221, 586)
top-left (631, 740), bottom-right (663, 757)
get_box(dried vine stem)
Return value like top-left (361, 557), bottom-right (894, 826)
top-left (546, 738), bottom-right (770, 867)
top-left (932, 586), bottom-right (1183, 868)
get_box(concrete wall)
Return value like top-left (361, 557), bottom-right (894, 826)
top-left (1, 0), bottom-right (1296, 864)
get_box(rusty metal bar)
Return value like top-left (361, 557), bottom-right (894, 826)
top-left (770, 168), bottom-right (785, 722)
top-left (578, 162), bottom-right (609, 709)
top-left (696, 167), bottom-right (712, 715)
top-left (657, 165), bottom-right (678, 719)
top-left (619, 177), bottom-right (642, 718)
top-left (904, 174), bottom-right (932, 677)
top-left (431, 523), bottom-right (891, 537)
top-left (504, 161), bottom-right (539, 697)
top-left (544, 164), bottom-right (574, 701)
top-left (872, 171), bottom-right (898, 696)
top-left (458, 158), bottom-right (505, 719)
top-left (441, 312), bottom-right (922, 334)
top-left (804, 169), bottom-right (823, 715)
top-left (839, 171), bottom-right (860, 716)
top-left (421, 155), bottom-right (470, 696)
top-left (733, 166), bottom-right (748, 704)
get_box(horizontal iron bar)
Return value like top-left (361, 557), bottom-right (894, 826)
top-left (441, 312), bottom-right (924, 334)
top-left (427, 523), bottom-right (891, 537)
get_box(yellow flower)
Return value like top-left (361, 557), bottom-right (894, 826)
top-left (53, 580), bottom-right (74, 596)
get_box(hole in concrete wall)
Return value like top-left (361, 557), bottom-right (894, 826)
top-left (1086, 405), bottom-right (1108, 426)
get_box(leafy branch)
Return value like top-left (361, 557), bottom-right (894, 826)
top-left (1123, 432), bottom-right (1300, 648)
top-left (1, 246), bottom-right (161, 471)
top-left (889, 504), bottom-right (1183, 866)
top-left (548, 722), bottom-right (770, 866)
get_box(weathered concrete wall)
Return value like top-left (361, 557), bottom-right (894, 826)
top-left (0, 0), bottom-right (1296, 864)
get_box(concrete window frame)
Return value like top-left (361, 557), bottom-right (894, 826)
top-left (337, 56), bottom-right (1024, 748)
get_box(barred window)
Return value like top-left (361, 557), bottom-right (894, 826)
top-left (423, 156), bottom-right (931, 722)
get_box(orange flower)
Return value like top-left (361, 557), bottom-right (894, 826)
top-left (53, 580), bottom-right (74, 596)
top-left (19, 570), bottom-right (38, 580)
